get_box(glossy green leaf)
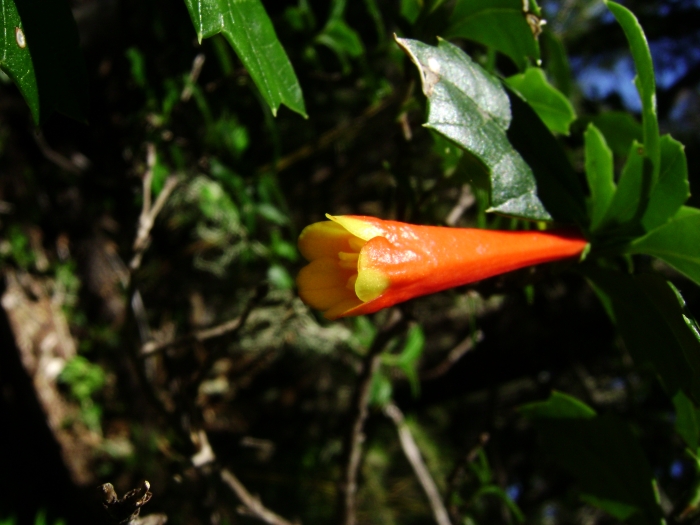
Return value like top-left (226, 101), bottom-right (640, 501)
top-left (184, 0), bottom-right (306, 118)
top-left (641, 135), bottom-right (689, 232)
top-left (396, 36), bottom-right (552, 221)
top-left (628, 208), bottom-right (700, 286)
top-left (584, 123), bottom-right (615, 231)
top-left (606, 1), bottom-right (659, 183)
top-left (0, 0), bottom-right (88, 124)
top-left (585, 268), bottom-right (700, 402)
top-left (505, 68), bottom-right (575, 135)
top-left (590, 111), bottom-right (643, 158)
top-left (673, 391), bottom-right (700, 451)
top-left (522, 392), bottom-right (662, 523)
top-left (444, 0), bottom-right (540, 71)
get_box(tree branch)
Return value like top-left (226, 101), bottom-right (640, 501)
top-left (130, 143), bottom-right (179, 272)
top-left (420, 331), bottom-right (483, 381)
top-left (339, 309), bottom-right (406, 525)
top-left (140, 284), bottom-right (266, 358)
top-left (220, 468), bottom-right (299, 525)
top-left (384, 403), bottom-right (452, 525)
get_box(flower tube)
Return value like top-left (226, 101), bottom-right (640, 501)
top-left (296, 215), bottom-right (588, 320)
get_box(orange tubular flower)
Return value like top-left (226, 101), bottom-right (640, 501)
top-left (296, 215), bottom-right (588, 320)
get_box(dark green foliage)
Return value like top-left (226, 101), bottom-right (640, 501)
top-left (0, 1), bottom-right (699, 524)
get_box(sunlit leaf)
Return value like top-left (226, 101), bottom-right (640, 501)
top-left (584, 123), bottom-right (615, 231)
top-left (641, 135), bottom-right (689, 232)
top-left (396, 36), bottom-right (552, 221)
top-left (184, 0), bottom-right (306, 117)
top-left (0, 0), bottom-right (88, 123)
top-left (589, 111), bottom-right (643, 158)
top-left (628, 208), bottom-right (700, 286)
top-left (594, 140), bottom-right (650, 236)
top-left (505, 68), bottom-right (575, 135)
top-left (444, 0), bottom-right (539, 71)
top-left (606, 1), bottom-right (659, 182)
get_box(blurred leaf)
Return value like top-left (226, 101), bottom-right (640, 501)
top-left (444, 0), bottom-right (539, 71)
top-left (584, 123), bottom-right (615, 231)
top-left (125, 47), bottom-right (147, 88)
top-left (522, 392), bottom-right (663, 523)
top-left (398, 325), bottom-right (425, 397)
top-left (257, 203), bottom-right (289, 226)
top-left (267, 264), bottom-right (295, 289)
top-left (519, 390), bottom-right (596, 419)
top-left (369, 369), bottom-right (393, 407)
top-left (184, 0), bottom-right (307, 117)
top-left (641, 135), bottom-right (689, 232)
top-left (396, 36), bottom-right (552, 221)
top-left (628, 208), bottom-right (700, 286)
top-left (353, 316), bottom-right (377, 349)
top-left (151, 153), bottom-right (169, 195)
top-left (584, 269), bottom-right (700, 402)
top-left (362, 0), bottom-right (384, 44)
top-left (314, 0), bottom-right (364, 74)
top-left (505, 68), bottom-right (575, 135)
top-left (0, 0), bottom-right (88, 123)
top-left (472, 486), bottom-right (525, 523)
top-left (578, 495), bottom-right (640, 522)
top-left (270, 230), bottom-right (297, 261)
top-left (673, 391), bottom-right (700, 451)
top-left (315, 19), bottom-right (364, 73)
top-left (400, 0), bottom-right (422, 23)
top-left (382, 325), bottom-right (425, 397)
top-left (590, 111), bottom-right (643, 158)
top-left (59, 356), bottom-right (106, 401)
top-left (606, 1), bottom-right (659, 183)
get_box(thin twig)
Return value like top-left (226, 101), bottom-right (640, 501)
top-left (140, 284), bottom-right (266, 357)
top-left (259, 93), bottom-right (398, 174)
top-left (339, 309), bottom-right (406, 525)
top-left (420, 331), bottom-right (483, 381)
top-left (384, 403), bottom-right (452, 525)
top-left (181, 53), bottom-right (206, 102)
top-left (130, 144), bottom-right (180, 272)
top-left (34, 131), bottom-right (91, 174)
top-left (445, 185), bottom-right (476, 226)
top-left (220, 468), bottom-right (299, 525)
top-left (189, 429), bottom-right (298, 525)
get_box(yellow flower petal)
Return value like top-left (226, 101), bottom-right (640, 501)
top-left (324, 297), bottom-right (364, 320)
top-left (328, 214), bottom-right (384, 241)
top-left (296, 258), bottom-right (356, 311)
top-left (298, 221), bottom-right (356, 261)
